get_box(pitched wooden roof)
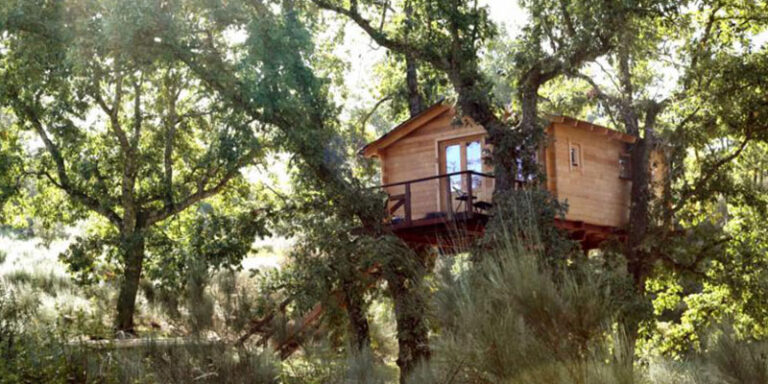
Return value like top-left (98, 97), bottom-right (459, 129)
top-left (547, 115), bottom-right (637, 144)
top-left (361, 102), bottom-right (452, 158)
top-left (361, 103), bottom-right (636, 158)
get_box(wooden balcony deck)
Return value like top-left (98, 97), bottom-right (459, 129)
top-left (374, 171), bottom-right (622, 252)
top-left (374, 171), bottom-right (497, 252)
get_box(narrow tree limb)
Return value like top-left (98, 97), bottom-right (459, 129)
top-left (670, 125), bottom-right (767, 214)
top-left (658, 235), bottom-right (732, 277)
top-left (21, 105), bottom-right (122, 226)
top-left (92, 73), bottom-right (130, 151)
top-left (358, 95), bottom-right (392, 133)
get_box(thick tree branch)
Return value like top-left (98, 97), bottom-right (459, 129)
top-left (145, 152), bottom-right (254, 226)
top-left (569, 71), bottom-right (622, 107)
top-left (131, 74), bottom-right (144, 150)
top-left (92, 71), bottom-right (130, 151)
top-left (21, 105), bottom-right (122, 226)
top-left (557, 0), bottom-right (577, 39)
top-left (163, 71), bottom-right (179, 211)
top-left (659, 235), bottom-right (732, 276)
top-left (310, 0), bottom-right (449, 70)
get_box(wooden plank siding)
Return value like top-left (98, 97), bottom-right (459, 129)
top-left (367, 106), bottom-right (659, 230)
top-left (548, 121), bottom-right (632, 227)
top-left (379, 109), bottom-right (487, 220)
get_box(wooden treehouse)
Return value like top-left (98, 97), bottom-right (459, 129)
top-left (362, 102), bottom-right (664, 252)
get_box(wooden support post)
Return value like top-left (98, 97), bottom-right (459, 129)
top-left (445, 175), bottom-right (453, 218)
top-left (466, 173), bottom-right (473, 218)
top-left (404, 183), bottom-right (412, 224)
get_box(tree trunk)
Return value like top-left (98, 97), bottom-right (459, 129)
top-left (404, 0), bottom-right (422, 118)
top-left (385, 250), bottom-right (431, 384)
top-left (448, 70), bottom-right (519, 193)
top-left (621, 99), bottom-right (659, 369)
top-left (405, 55), bottom-right (423, 117)
top-left (115, 231), bottom-right (146, 334)
top-left (517, 80), bottom-right (548, 183)
top-left (342, 279), bottom-right (371, 353)
top-left (518, 81), bottom-right (541, 140)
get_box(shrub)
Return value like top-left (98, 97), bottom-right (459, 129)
top-left (703, 327), bottom-right (768, 384)
top-left (417, 198), bottom-right (633, 384)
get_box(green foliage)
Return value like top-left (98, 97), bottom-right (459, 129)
top-left (421, 203), bottom-right (630, 384)
top-left (702, 326), bottom-right (768, 384)
top-left (144, 195), bottom-right (270, 295)
top-left (0, 112), bottom-right (23, 220)
top-left (60, 225), bottom-right (121, 286)
top-left (0, 0), bottom-right (273, 328)
top-left (372, 54), bottom-right (450, 124)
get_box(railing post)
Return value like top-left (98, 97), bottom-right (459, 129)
top-left (445, 174), bottom-right (453, 218)
top-left (404, 183), bottom-right (412, 225)
top-left (466, 172), bottom-right (473, 218)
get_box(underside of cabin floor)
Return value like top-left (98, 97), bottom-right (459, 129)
top-left (387, 210), bottom-right (624, 253)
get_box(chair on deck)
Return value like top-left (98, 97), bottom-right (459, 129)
top-left (473, 200), bottom-right (493, 213)
top-left (453, 187), bottom-right (493, 214)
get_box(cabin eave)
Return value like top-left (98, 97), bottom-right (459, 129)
top-left (360, 102), bottom-right (452, 158)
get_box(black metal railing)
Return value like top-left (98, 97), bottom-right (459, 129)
top-left (374, 170), bottom-right (497, 225)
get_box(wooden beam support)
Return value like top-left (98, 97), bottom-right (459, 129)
top-left (404, 183), bottom-right (412, 224)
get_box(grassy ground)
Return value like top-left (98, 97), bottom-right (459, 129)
top-left (0, 230), bottom-right (289, 341)
top-left (0, 231), bottom-right (401, 383)
top-left (2, 230), bottom-right (766, 384)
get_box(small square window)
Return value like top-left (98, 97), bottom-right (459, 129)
top-left (570, 145), bottom-right (581, 168)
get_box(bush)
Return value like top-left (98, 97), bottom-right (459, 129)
top-left (416, 198), bottom-right (632, 384)
top-left (703, 327), bottom-right (768, 384)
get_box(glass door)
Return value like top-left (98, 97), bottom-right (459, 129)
top-left (438, 136), bottom-right (488, 213)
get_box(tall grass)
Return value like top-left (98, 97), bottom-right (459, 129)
top-left (1, 205), bottom-right (767, 383)
top-left (410, 193), bottom-right (768, 384)
top-left (702, 327), bottom-right (768, 384)
top-left (3, 268), bottom-right (73, 296)
top-left (1, 279), bottom-right (281, 383)
top-left (416, 195), bottom-right (628, 384)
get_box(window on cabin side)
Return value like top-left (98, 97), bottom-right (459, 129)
top-left (619, 154), bottom-right (632, 179)
top-left (569, 144), bottom-right (581, 168)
